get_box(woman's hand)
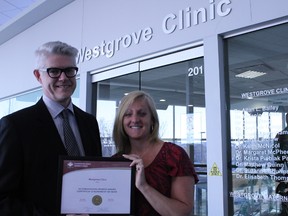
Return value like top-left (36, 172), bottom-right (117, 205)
top-left (123, 154), bottom-right (195, 216)
top-left (122, 154), bottom-right (148, 190)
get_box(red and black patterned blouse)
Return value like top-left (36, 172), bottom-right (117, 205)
top-left (115, 142), bottom-right (199, 216)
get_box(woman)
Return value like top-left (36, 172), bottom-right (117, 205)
top-left (113, 90), bottom-right (199, 216)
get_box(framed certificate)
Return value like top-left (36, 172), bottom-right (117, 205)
top-left (57, 156), bottom-right (135, 215)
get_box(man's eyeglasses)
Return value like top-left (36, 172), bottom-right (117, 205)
top-left (40, 67), bottom-right (78, 78)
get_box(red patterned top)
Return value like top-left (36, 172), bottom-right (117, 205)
top-left (115, 142), bottom-right (199, 216)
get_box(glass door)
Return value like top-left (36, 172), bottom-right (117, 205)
top-left (226, 23), bottom-right (288, 215)
top-left (91, 47), bottom-right (207, 215)
top-left (140, 57), bottom-right (207, 216)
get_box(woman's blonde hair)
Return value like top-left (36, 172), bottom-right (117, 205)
top-left (112, 90), bottom-right (160, 154)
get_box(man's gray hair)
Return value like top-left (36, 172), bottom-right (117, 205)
top-left (35, 41), bottom-right (78, 69)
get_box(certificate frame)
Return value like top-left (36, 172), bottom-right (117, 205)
top-left (57, 156), bottom-right (135, 216)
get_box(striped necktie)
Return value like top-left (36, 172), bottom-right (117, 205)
top-left (61, 109), bottom-right (80, 156)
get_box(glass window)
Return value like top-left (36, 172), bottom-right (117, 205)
top-left (10, 90), bottom-right (42, 113)
top-left (0, 100), bottom-right (10, 118)
top-left (71, 79), bottom-right (80, 106)
top-left (96, 73), bottom-right (140, 157)
top-left (227, 23), bottom-right (288, 215)
top-left (0, 79), bottom-right (80, 118)
top-left (0, 90), bottom-right (42, 118)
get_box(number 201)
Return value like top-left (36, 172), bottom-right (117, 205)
top-left (188, 66), bottom-right (203, 77)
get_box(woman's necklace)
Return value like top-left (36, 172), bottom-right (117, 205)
top-left (132, 142), bottom-right (154, 158)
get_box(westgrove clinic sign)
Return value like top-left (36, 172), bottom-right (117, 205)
top-left (77, 0), bottom-right (232, 63)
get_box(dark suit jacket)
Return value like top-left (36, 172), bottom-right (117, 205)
top-left (0, 98), bottom-right (102, 215)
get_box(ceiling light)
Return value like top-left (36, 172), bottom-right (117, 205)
top-left (235, 70), bottom-right (266, 79)
top-left (160, 99), bottom-right (166, 102)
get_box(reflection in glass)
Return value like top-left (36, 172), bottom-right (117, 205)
top-left (227, 23), bottom-right (288, 215)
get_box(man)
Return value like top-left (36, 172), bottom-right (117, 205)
top-left (0, 41), bottom-right (102, 215)
top-left (274, 113), bottom-right (288, 216)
